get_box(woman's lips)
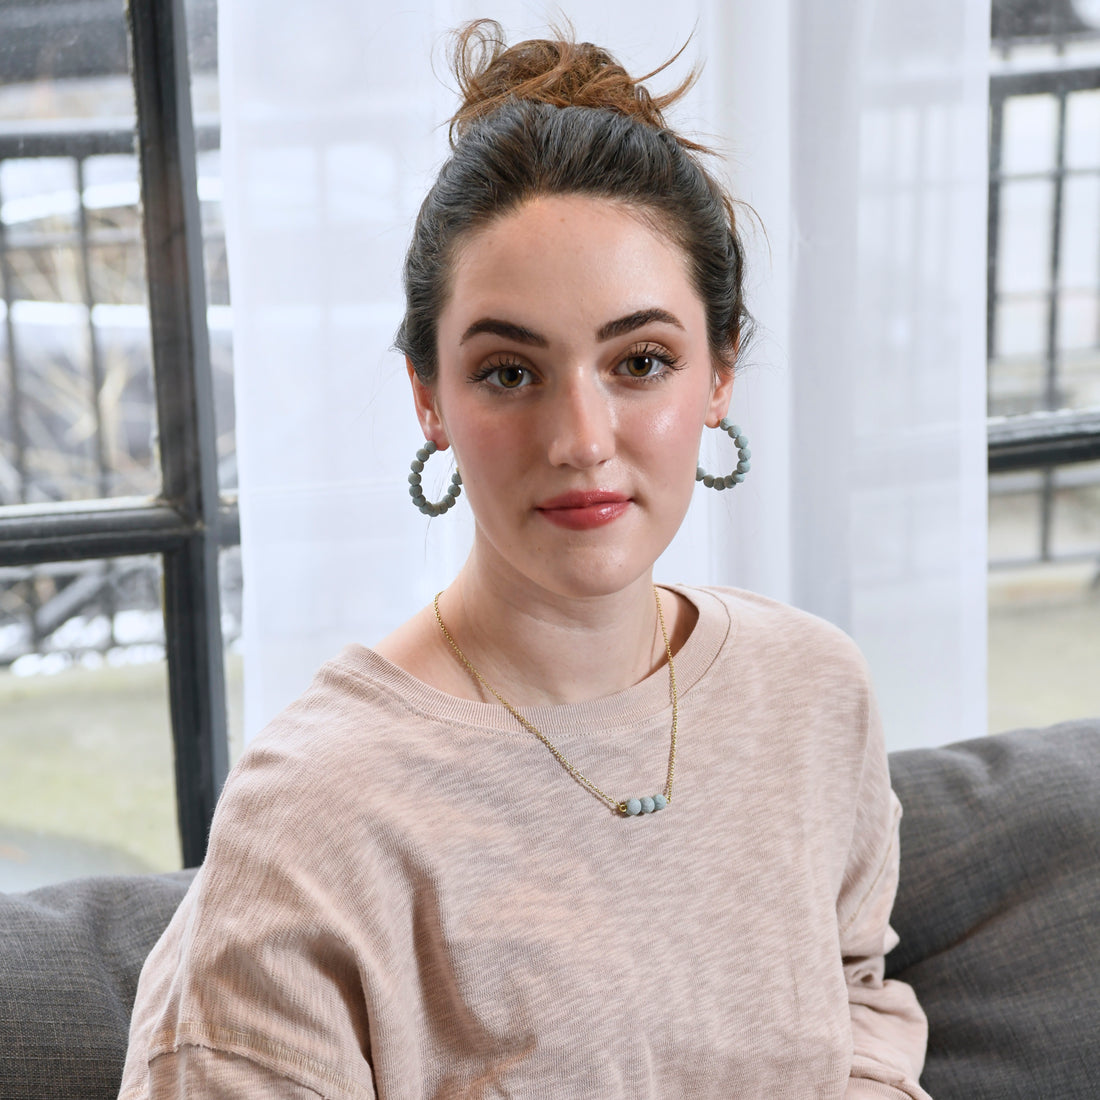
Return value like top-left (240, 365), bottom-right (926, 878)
top-left (535, 491), bottom-right (631, 531)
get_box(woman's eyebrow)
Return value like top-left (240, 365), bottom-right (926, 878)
top-left (596, 308), bottom-right (684, 341)
top-left (460, 318), bottom-right (549, 346)
top-left (460, 308), bottom-right (684, 347)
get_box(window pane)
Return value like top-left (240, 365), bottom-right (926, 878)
top-left (0, 2), bottom-right (160, 505)
top-left (1059, 175), bottom-right (1100, 294)
top-left (1064, 89), bottom-right (1100, 172)
top-left (997, 179), bottom-right (1053, 296)
top-left (1001, 94), bottom-right (1059, 175)
top-left (0, 158), bottom-right (80, 248)
top-left (4, 242), bottom-right (83, 303)
top-left (0, 554), bottom-right (180, 892)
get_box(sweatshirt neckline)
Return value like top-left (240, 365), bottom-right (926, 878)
top-left (340, 584), bottom-right (733, 739)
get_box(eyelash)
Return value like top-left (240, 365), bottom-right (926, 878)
top-left (467, 343), bottom-right (684, 390)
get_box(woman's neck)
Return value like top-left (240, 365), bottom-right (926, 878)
top-left (373, 537), bottom-right (698, 706)
top-left (438, 556), bottom-right (670, 707)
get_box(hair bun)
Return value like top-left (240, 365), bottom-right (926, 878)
top-left (448, 19), bottom-right (699, 148)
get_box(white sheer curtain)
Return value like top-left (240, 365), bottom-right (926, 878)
top-left (220, 0), bottom-right (990, 751)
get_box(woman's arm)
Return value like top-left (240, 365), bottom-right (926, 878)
top-left (838, 704), bottom-right (933, 1100)
top-left (119, 725), bottom-right (383, 1100)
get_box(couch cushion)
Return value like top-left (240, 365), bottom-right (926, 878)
top-left (886, 720), bottom-right (1100, 1099)
top-left (0, 869), bottom-right (196, 1100)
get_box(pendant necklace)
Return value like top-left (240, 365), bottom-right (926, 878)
top-left (433, 585), bottom-right (678, 817)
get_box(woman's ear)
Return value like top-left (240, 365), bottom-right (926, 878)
top-left (407, 358), bottom-right (449, 449)
top-left (705, 363), bottom-right (736, 428)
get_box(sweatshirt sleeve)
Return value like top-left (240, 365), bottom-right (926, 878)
top-left (837, 691), bottom-right (933, 1100)
top-left (118, 740), bottom-right (383, 1100)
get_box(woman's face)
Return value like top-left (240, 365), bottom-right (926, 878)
top-left (411, 194), bottom-right (733, 601)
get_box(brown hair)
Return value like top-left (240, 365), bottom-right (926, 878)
top-left (396, 20), bottom-right (751, 381)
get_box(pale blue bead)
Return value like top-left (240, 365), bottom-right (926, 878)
top-left (734, 435), bottom-right (747, 449)
top-left (653, 794), bottom-right (667, 811)
top-left (727, 423), bottom-right (741, 436)
top-left (415, 448), bottom-right (430, 462)
top-left (625, 798), bottom-right (642, 816)
top-left (733, 472), bottom-right (745, 483)
top-left (696, 466), bottom-right (706, 481)
top-left (736, 460), bottom-right (750, 473)
top-left (640, 796), bottom-right (655, 814)
top-left (741, 447), bottom-right (752, 459)
top-left (410, 458), bottom-right (424, 472)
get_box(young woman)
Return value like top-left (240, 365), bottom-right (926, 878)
top-left (120, 22), bottom-right (931, 1099)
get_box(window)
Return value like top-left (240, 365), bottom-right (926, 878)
top-left (0, 0), bottom-right (235, 888)
top-left (988, 0), bottom-right (1100, 732)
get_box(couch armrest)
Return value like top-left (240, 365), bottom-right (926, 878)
top-left (0, 869), bottom-right (196, 1100)
top-left (887, 720), bottom-right (1100, 1099)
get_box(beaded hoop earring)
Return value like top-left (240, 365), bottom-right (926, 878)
top-left (408, 441), bottom-right (462, 516)
top-left (696, 418), bottom-right (751, 491)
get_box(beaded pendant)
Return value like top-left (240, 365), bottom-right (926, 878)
top-left (622, 794), bottom-right (668, 816)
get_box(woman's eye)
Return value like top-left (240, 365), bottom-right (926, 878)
top-left (484, 364), bottom-right (531, 389)
top-left (618, 355), bottom-right (665, 379)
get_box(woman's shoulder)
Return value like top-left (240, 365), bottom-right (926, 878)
top-left (674, 583), bottom-right (873, 689)
top-left (210, 647), bottom-right (446, 846)
top-left (240, 642), bottom-right (457, 760)
top-left (681, 584), bottom-right (865, 651)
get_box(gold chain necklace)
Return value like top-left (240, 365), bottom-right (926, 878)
top-left (433, 586), bottom-right (678, 817)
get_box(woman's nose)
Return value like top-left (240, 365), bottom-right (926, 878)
top-left (545, 376), bottom-right (615, 469)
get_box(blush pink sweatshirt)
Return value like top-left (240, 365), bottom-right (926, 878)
top-left (120, 585), bottom-right (931, 1098)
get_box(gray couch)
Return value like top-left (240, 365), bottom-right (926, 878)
top-left (2, 721), bottom-right (1098, 1099)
